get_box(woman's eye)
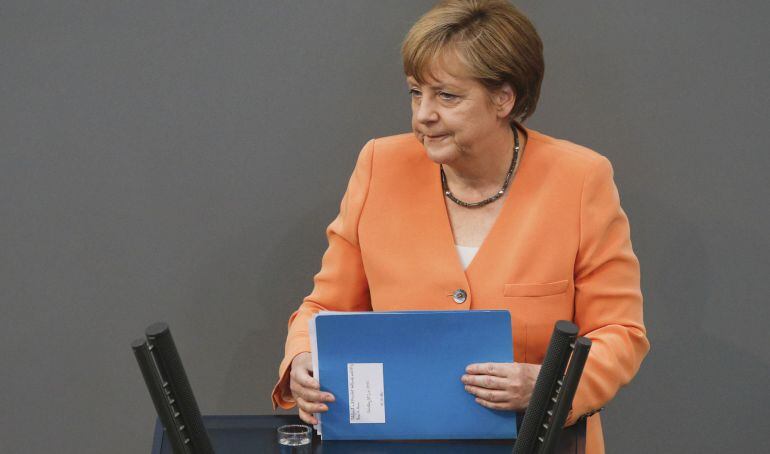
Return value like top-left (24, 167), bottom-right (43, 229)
top-left (408, 88), bottom-right (421, 97)
top-left (439, 92), bottom-right (457, 100)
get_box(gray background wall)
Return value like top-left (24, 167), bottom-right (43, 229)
top-left (2, 1), bottom-right (768, 452)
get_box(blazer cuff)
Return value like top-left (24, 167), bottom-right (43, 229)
top-left (271, 349), bottom-right (311, 411)
top-left (564, 406), bottom-right (604, 427)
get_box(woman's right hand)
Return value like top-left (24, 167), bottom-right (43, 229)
top-left (289, 352), bottom-right (335, 425)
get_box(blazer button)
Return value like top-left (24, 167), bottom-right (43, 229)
top-left (453, 289), bottom-right (467, 304)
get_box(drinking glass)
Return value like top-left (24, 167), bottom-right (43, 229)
top-left (277, 424), bottom-right (312, 449)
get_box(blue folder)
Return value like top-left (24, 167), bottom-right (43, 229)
top-left (309, 310), bottom-right (517, 440)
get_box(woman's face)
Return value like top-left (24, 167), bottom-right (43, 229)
top-left (406, 51), bottom-right (514, 166)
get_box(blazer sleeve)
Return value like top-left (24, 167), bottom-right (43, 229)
top-left (271, 139), bottom-right (375, 410)
top-left (565, 156), bottom-right (650, 425)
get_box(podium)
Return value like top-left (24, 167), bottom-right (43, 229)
top-left (137, 322), bottom-right (589, 454)
top-left (150, 414), bottom-right (586, 453)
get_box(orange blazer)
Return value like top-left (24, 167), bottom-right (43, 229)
top-left (272, 126), bottom-right (649, 454)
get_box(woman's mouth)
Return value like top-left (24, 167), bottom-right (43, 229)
top-left (426, 134), bottom-right (448, 141)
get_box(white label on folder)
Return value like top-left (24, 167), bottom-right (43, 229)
top-left (347, 363), bottom-right (386, 424)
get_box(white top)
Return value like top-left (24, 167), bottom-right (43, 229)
top-left (455, 245), bottom-right (480, 270)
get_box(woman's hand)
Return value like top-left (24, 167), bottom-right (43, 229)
top-left (289, 352), bottom-right (335, 425)
top-left (461, 362), bottom-right (541, 411)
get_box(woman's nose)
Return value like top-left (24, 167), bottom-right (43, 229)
top-left (414, 98), bottom-right (439, 123)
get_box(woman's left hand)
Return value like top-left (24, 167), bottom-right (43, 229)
top-left (461, 362), bottom-right (542, 411)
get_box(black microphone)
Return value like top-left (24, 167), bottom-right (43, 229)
top-left (539, 336), bottom-right (592, 453)
top-left (514, 321), bottom-right (578, 454)
top-left (132, 322), bottom-right (215, 454)
top-left (132, 338), bottom-right (190, 454)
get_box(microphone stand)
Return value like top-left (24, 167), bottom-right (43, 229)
top-left (513, 321), bottom-right (592, 454)
top-left (132, 322), bottom-right (215, 454)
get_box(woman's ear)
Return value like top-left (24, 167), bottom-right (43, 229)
top-left (493, 83), bottom-right (516, 119)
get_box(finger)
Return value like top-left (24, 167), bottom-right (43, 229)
top-left (474, 397), bottom-right (510, 411)
top-left (461, 374), bottom-right (505, 390)
top-left (296, 396), bottom-right (329, 414)
top-left (466, 363), bottom-right (508, 377)
top-left (300, 389), bottom-right (334, 404)
top-left (464, 384), bottom-right (508, 403)
top-left (298, 407), bottom-right (318, 425)
top-left (290, 381), bottom-right (335, 403)
top-left (292, 369), bottom-right (320, 390)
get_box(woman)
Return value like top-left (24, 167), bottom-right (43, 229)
top-left (272, 1), bottom-right (649, 452)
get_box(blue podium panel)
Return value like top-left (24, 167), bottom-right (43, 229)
top-left (151, 415), bottom-right (585, 454)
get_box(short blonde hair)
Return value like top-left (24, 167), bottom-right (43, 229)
top-left (401, 0), bottom-right (544, 122)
